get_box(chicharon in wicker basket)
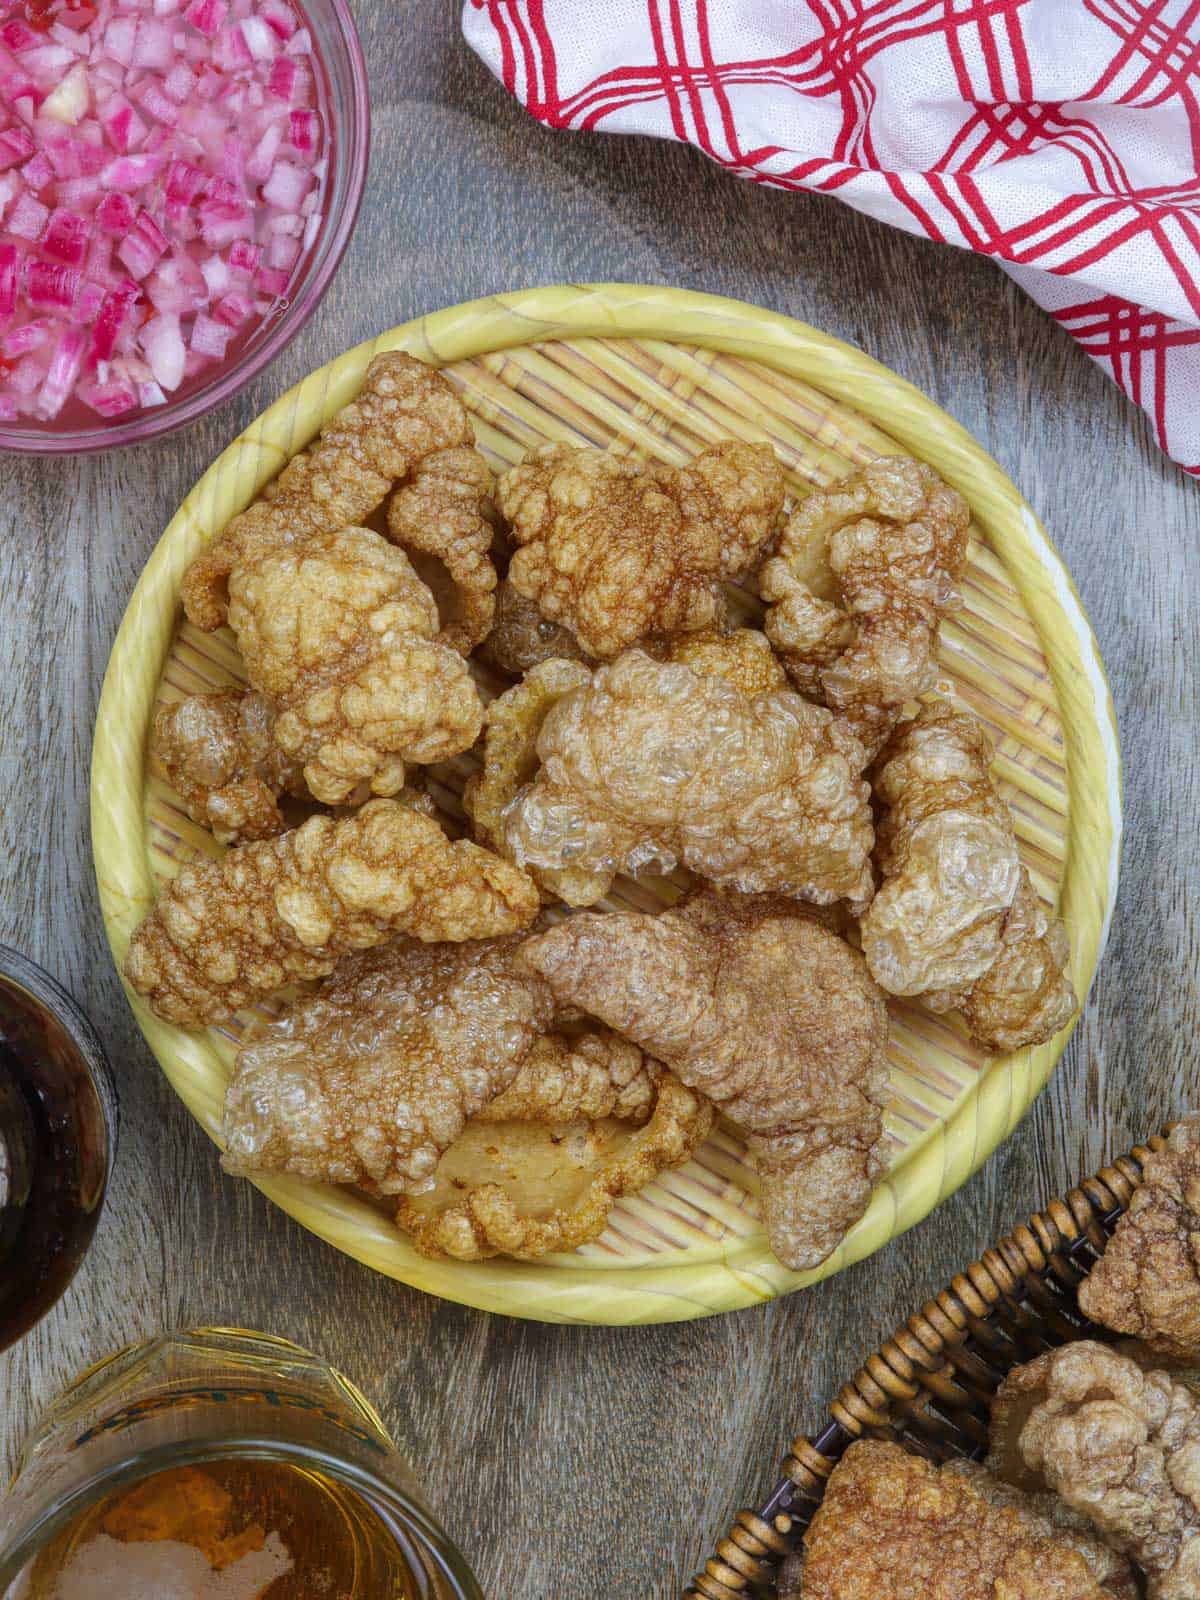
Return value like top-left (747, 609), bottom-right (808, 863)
top-left (685, 1132), bottom-right (1169, 1598)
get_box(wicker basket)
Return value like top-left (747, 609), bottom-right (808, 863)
top-left (685, 1132), bottom-right (1167, 1598)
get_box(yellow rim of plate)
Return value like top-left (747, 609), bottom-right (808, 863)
top-left (91, 284), bottom-right (1122, 1326)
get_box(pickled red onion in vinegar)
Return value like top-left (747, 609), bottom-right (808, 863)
top-left (0, 0), bottom-right (333, 426)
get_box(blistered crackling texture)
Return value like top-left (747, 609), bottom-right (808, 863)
top-left (1077, 1118), bottom-right (1200, 1359)
top-left (228, 526), bottom-right (484, 804)
top-left (498, 440), bottom-right (785, 659)
top-left (502, 649), bottom-right (875, 909)
top-left (520, 889), bottom-right (890, 1270)
top-left (655, 626), bottom-right (788, 696)
top-left (800, 1441), bottom-right (1121, 1600)
top-left (860, 703), bottom-right (1076, 1050)
top-left (222, 936), bottom-right (555, 1193)
top-left (1016, 1341), bottom-right (1200, 1599)
top-left (478, 581), bottom-right (593, 678)
top-left (153, 688), bottom-right (308, 845)
top-left (386, 444), bottom-right (497, 655)
top-left (462, 655), bottom-right (606, 906)
top-left (394, 1073), bottom-right (713, 1260)
top-left (479, 1026), bottom-right (659, 1125)
top-left (124, 800), bottom-right (540, 1027)
top-left (182, 353), bottom-right (473, 630)
top-left (760, 456), bottom-right (969, 756)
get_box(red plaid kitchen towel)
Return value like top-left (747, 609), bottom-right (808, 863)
top-left (463, 1), bottom-right (1200, 478)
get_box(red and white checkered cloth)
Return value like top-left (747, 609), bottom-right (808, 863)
top-left (463, 1), bottom-right (1200, 477)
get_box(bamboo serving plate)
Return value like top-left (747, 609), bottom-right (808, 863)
top-left (92, 284), bottom-right (1122, 1326)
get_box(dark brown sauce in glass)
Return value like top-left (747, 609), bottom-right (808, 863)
top-left (0, 953), bottom-right (116, 1353)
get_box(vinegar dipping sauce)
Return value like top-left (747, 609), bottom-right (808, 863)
top-left (0, 0), bottom-right (333, 427)
top-left (0, 960), bottom-right (115, 1352)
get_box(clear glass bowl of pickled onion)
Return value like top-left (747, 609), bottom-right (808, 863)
top-left (0, 0), bottom-right (367, 452)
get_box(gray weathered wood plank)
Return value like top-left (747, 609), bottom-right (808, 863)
top-left (2, 5), bottom-right (1197, 1596)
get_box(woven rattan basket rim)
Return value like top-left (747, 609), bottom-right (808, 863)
top-left (91, 283), bottom-right (1122, 1325)
top-left (684, 1131), bottom-right (1168, 1598)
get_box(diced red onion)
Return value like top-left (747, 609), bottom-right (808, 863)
top-left (212, 286), bottom-right (250, 324)
top-left (42, 206), bottom-right (89, 264)
top-left (0, 126), bottom-right (35, 168)
top-left (260, 155), bottom-right (305, 208)
top-left (35, 321), bottom-right (86, 416)
top-left (116, 207), bottom-right (167, 277)
top-left (132, 17), bottom-right (173, 67)
top-left (77, 372), bottom-right (138, 413)
top-left (96, 191), bottom-right (136, 233)
top-left (183, 0), bottom-right (226, 38)
top-left (20, 150), bottom-right (55, 190)
top-left (88, 278), bottom-right (139, 361)
top-left (226, 236), bottom-right (259, 274)
top-left (0, 241), bottom-right (18, 317)
top-left (8, 191), bottom-right (47, 238)
top-left (0, 0), bottom-right (327, 423)
top-left (27, 259), bottom-right (80, 309)
top-left (2, 317), bottom-right (50, 356)
top-left (141, 309), bottom-right (184, 388)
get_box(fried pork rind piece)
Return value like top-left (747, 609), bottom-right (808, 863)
top-left (228, 526), bottom-right (485, 805)
top-left (463, 656), bottom-right (606, 905)
top-left (394, 1072), bottom-right (712, 1260)
top-left (519, 889), bottom-right (890, 1270)
top-left (124, 800), bottom-right (540, 1027)
top-left (760, 456), bottom-right (970, 755)
top-left (478, 1027), bottom-right (658, 1125)
top-left (944, 1463), bottom-right (1142, 1599)
top-left (501, 649), bottom-right (875, 909)
top-left (153, 689), bottom-right (308, 845)
top-left (1077, 1118), bottom-right (1200, 1359)
top-left (1012, 1341), bottom-right (1200, 1599)
top-left (800, 1440), bottom-right (1125, 1600)
top-left (860, 703), bottom-right (1076, 1051)
top-left (478, 581), bottom-right (592, 678)
top-left (498, 441), bottom-right (785, 659)
top-left (386, 444), bottom-right (497, 655)
top-left (656, 626), bottom-right (788, 695)
top-left (222, 936), bottom-right (554, 1193)
top-left (182, 353), bottom-right (472, 630)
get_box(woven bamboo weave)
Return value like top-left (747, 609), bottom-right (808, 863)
top-left (91, 285), bottom-right (1121, 1324)
top-left (684, 1133), bottom-right (1166, 1598)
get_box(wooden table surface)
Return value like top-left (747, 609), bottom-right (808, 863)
top-left (1, 4), bottom-right (1196, 1595)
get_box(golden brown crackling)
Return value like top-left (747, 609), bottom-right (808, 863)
top-left (519, 888), bottom-right (889, 1271)
top-left (1077, 1117), bottom-right (1200, 1358)
top-left (394, 1073), bottom-right (713, 1260)
top-left (801, 1440), bottom-right (1123, 1600)
top-left (182, 353), bottom-right (473, 630)
top-left (228, 527), bottom-right (485, 805)
top-left (658, 626), bottom-right (787, 695)
top-left (478, 581), bottom-right (592, 678)
top-left (462, 655), bottom-right (605, 906)
top-left (498, 440), bottom-right (784, 659)
top-left (221, 936), bottom-right (555, 1194)
top-left (860, 702), bottom-right (1076, 1050)
top-left (478, 1027), bottom-right (658, 1125)
top-left (124, 800), bottom-right (540, 1028)
top-left (386, 444), bottom-right (497, 655)
top-left (1014, 1341), bottom-right (1200, 1599)
top-left (501, 647), bottom-right (875, 909)
top-left (153, 689), bottom-right (307, 846)
top-left (760, 455), bottom-right (969, 756)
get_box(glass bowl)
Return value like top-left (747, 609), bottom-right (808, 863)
top-left (0, 945), bottom-right (117, 1352)
top-left (0, 0), bottom-right (370, 457)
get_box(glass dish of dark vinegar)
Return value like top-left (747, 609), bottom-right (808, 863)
top-left (0, 948), bottom-right (116, 1352)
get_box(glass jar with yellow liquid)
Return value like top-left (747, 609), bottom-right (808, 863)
top-left (0, 1329), bottom-right (481, 1599)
